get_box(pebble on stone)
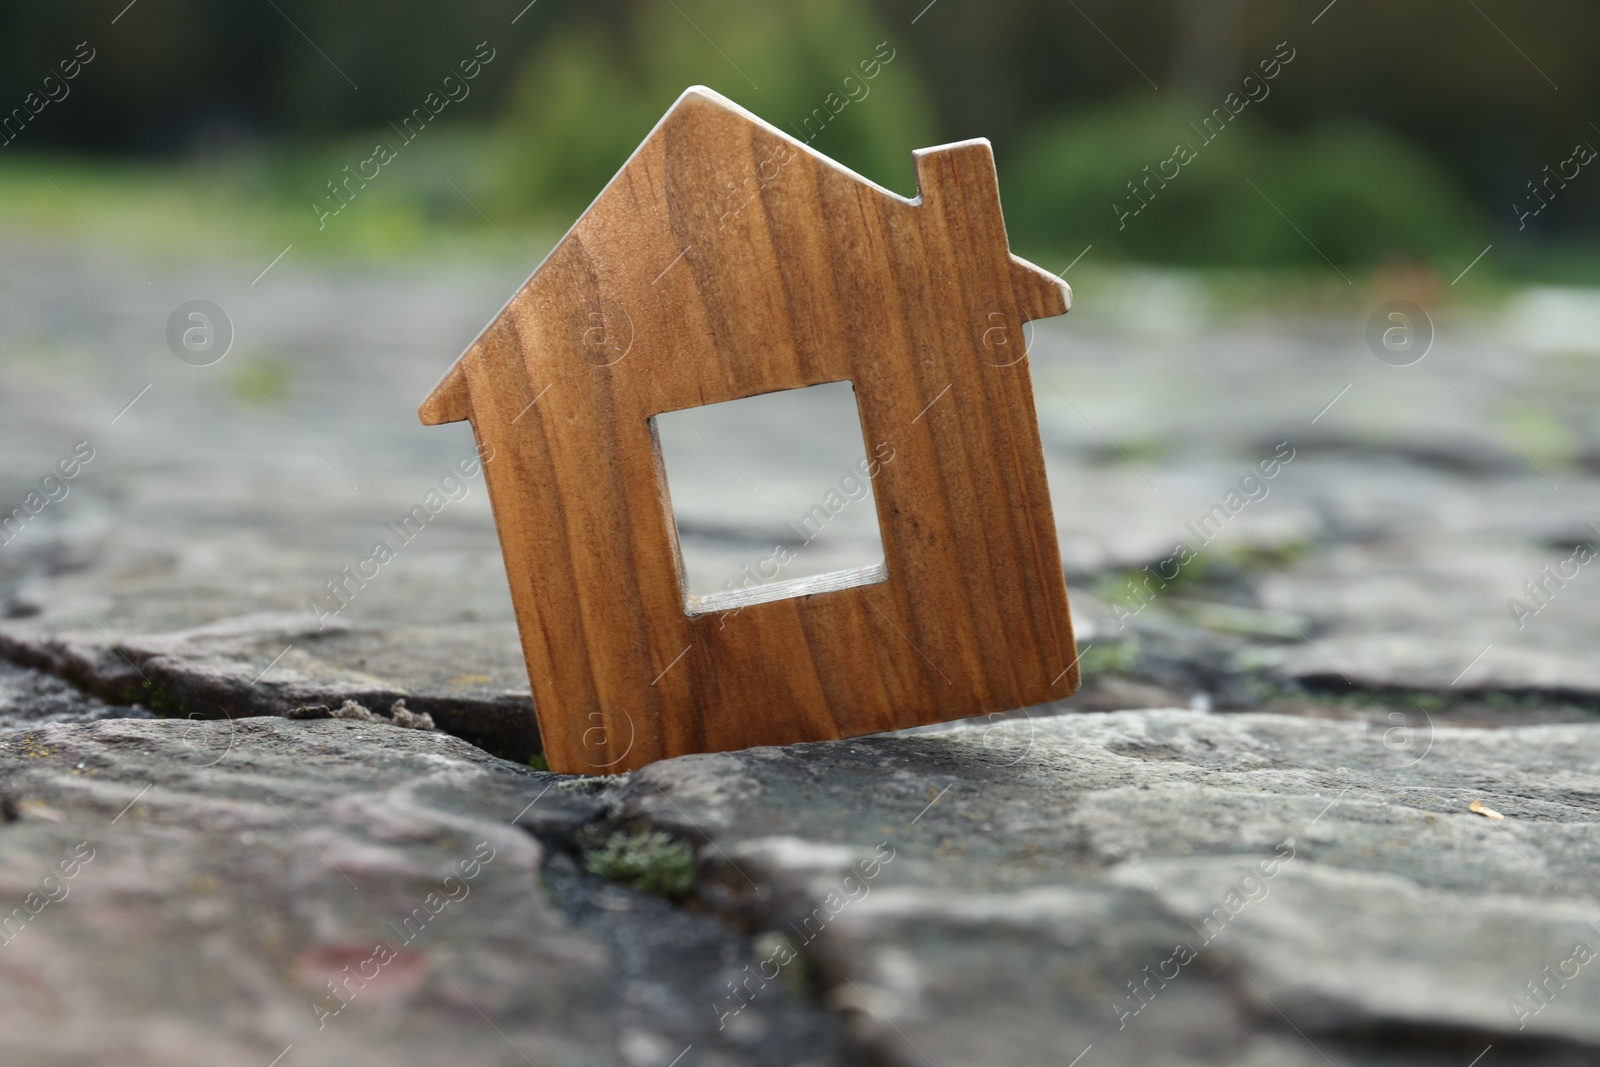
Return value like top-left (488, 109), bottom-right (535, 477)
top-left (1470, 799), bottom-right (1505, 819)
top-left (284, 704), bottom-right (332, 719)
top-left (284, 699), bottom-right (435, 730)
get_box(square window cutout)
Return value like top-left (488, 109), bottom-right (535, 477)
top-left (652, 380), bottom-right (890, 615)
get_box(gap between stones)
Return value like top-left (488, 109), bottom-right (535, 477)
top-left (8, 644), bottom-right (1600, 1062)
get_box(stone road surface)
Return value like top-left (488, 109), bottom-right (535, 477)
top-left (3, 239), bottom-right (1599, 1064)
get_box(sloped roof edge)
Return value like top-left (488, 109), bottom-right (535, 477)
top-left (419, 86), bottom-right (1045, 424)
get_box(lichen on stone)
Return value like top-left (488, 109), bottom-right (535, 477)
top-left (387, 699), bottom-right (435, 731)
top-left (284, 699), bottom-right (434, 730)
top-left (331, 700), bottom-right (378, 722)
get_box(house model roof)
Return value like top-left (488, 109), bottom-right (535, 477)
top-left (420, 85), bottom-right (1079, 773)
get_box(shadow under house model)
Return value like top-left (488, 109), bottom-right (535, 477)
top-left (420, 86), bottom-right (1079, 774)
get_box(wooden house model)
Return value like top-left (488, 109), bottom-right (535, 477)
top-left (420, 86), bottom-right (1078, 773)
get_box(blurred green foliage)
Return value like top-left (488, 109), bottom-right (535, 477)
top-left (1078, 638), bottom-right (1142, 677)
top-left (1, 0), bottom-right (1595, 276)
top-left (1007, 98), bottom-right (1487, 269)
top-left (487, 0), bottom-right (934, 221)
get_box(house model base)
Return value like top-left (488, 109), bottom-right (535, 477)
top-left (421, 86), bottom-right (1078, 773)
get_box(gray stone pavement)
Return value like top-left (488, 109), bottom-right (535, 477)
top-left (5, 243), bottom-right (1598, 712)
top-left (0, 714), bottom-right (842, 1067)
top-left (622, 710), bottom-right (1600, 1066)
top-left (3, 239), bottom-right (1599, 1063)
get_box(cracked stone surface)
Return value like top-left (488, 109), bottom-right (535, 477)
top-left (0, 610), bottom-right (540, 761)
top-left (619, 710), bottom-right (1600, 1066)
top-left (0, 658), bottom-right (149, 734)
top-left (0, 710), bottom-right (843, 1067)
top-left (6, 690), bottom-right (1598, 1065)
top-left (7, 243), bottom-right (1600, 730)
top-left (7, 241), bottom-right (1600, 1064)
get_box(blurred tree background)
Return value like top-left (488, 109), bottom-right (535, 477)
top-left (1, 0), bottom-right (1595, 276)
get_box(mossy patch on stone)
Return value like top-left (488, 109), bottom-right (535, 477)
top-left (578, 828), bottom-right (694, 900)
top-left (1079, 638), bottom-right (1141, 677)
top-left (138, 680), bottom-right (181, 715)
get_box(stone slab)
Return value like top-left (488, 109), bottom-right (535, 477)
top-left (613, 710), bottom-right (1600, 1066)
top-left (0, 712), bottom-right (842, 1067)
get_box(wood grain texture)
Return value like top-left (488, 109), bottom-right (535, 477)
top-left (420, 86), bottom-right (1077, 773)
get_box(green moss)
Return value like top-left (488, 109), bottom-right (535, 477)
top-left (1494, 399), bottom-right (1579, 471)
top-left (136, 679), bottom-right (181, 715)
top-left (753, 931), bottom-right (809, 1000)
top-left (579, 828), bottom-right (695, 900)
top-left (1079, 638), bottom-right (1140, 677)
top-left (228, 355), bottom-right (293, 406)
top-left (1100, 437), bottom-right (1170, 467)
top-left (1222, 539), bottom-right (1316, 570)
top-left (527, 753), bottom-right (549, 771)
top-left (1168, 600), bottom-right (1304, 640)
top-left (1093, 555), bottom-right (1214, 610)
